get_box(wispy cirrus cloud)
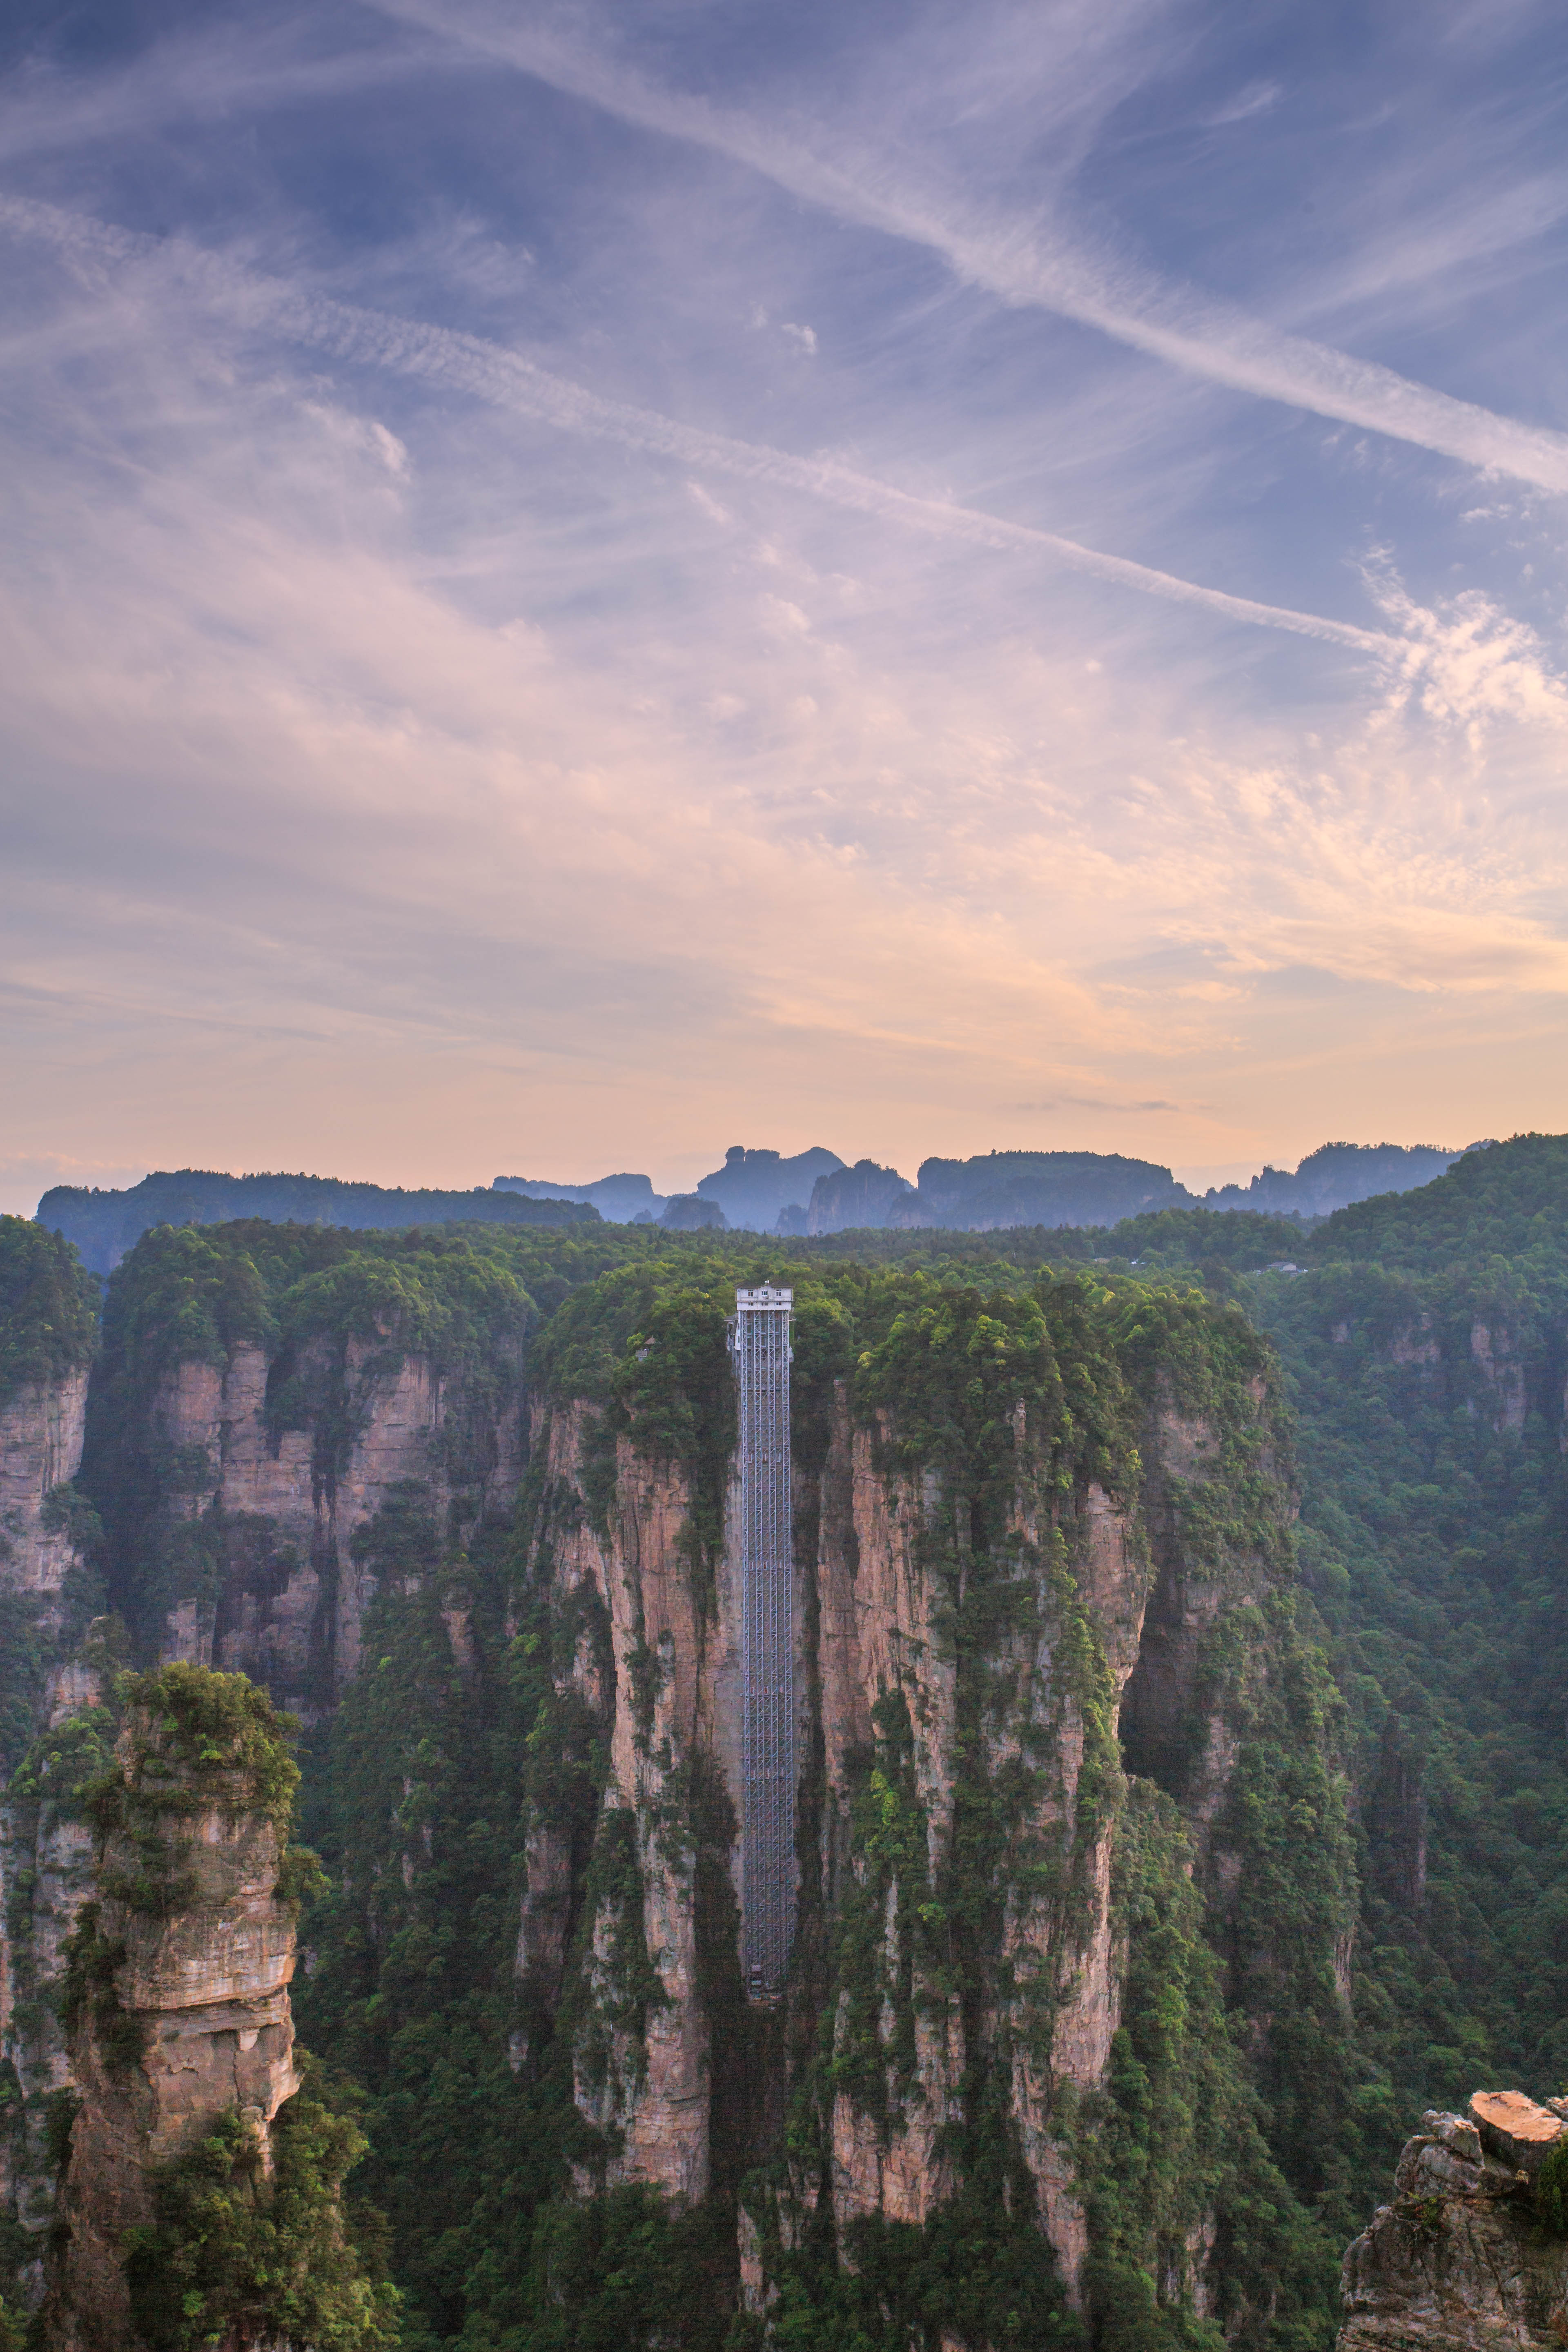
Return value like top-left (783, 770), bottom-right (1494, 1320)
top-left (0, 194), bottom-right (1394, 652)
top-left (999, 1096), bottom-right (1187, 1114)
top-left (370, 0), bottom-right (1568, 494)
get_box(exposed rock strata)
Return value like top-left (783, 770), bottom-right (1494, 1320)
top-left (1469, 1322), bottom-right (1527, 1435)
top-left (40, 1679), bottom-right (303, 2352)
top-left (1338, 2099), bottom-right (1568, 2352)
top-left (0, 1366), bottom-right (98, 2293)
top-left (0, 1370), bottom-right (90, 1626)
top-left (525, 1402), bottom-right (728, 2205)
top-left (0, 1706), bottom-right (104, 2294)
top-left (1351, 1311), bottom-right (1539, 1441)
top-left (520, 1332), bottom-right (1304, 2316)
top-left (136, 1334), bottom-right (525, 1707)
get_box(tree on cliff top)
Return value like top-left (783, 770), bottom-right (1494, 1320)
top-left (0, 1214), bottom-right (97, 1405)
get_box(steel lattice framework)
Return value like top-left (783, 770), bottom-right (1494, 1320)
top-left (728, 1285), bottom-right (795, 2002)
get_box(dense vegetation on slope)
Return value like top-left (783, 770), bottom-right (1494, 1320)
top-left (0, 1214), bottom-right (98, 1406)
top-left (1303, 1132), bottom-right (1568, 1271)
top-left (811, 1141), bottom-right (1568, 2189)
top-left (80, 1220), bottom-right (549, 1662)
top-left (1247, 1144), bottom-right (1568, 2145)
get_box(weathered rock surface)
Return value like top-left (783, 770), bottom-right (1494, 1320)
top-left (40, 1683), bottom-right (302, 2352)
top-left (1471, 2090), bottom-right (1568, 2176)
top-left (521, 1338), bottom-right (1301, 2314)
top-left (1338, 2104), bottom-right (1568, 2352)
top-left (0, 1672), bottom-right (110, 2296)
top-left (526, 1401), bottom-right (724, 2206)
top-left (0, 1370), bottom-right (90, 1625)
top-left (140, 1332), bottom-right (524, 1708)
top-left (0, 1364), bottom-right (99, 2296)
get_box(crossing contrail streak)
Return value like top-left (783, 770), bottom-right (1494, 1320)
top-left (0, 194), bottom-right (1394, 653)
top-left (368, 0), bottom-right (1568, 499)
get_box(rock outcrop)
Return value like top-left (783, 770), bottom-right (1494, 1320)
top-left (1318, 1300), bottom-right (1541, 1443)
top-left (40, 1667), bottom-right (305, 2352)
top-left (69, 1220), bottom-right (538, 1716)
top-left (515, 1273), bottom-right (1340, 2328)
top-left (1338, 2096), bottom-right (1568, 2352)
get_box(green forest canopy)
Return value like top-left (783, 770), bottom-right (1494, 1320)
top-left (0, 1214), bottom-right (98, 1407)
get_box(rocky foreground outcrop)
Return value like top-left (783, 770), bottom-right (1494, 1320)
top-left (1338, 2092), bottom-right (1568, 2352)
top-left (37, 1664), bottom-right (391, 2352)
top-left (40, 1667), bottom-right (302, 2349)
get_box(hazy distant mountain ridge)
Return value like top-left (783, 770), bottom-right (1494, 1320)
top-left (494, 1171), bottom-right (667, 1221)
top-left (891, 1148), bottom-right (1190, 1232)
top-left (803, 1140), bottom-right (1462, 1234)
top-left (1204, 1139), bottom-right (1461, 1215)
top-left (800, 1158), bottom-right (914, 1234)
top-left (492, 1146), bottom-right (847, 1229)
top-left (36, 1140), bottom-right (1463, 1268)
top-left (36, 1169), bottom-right (595, 1272)
top-left (696, 1143), bottom-right (845, 1230)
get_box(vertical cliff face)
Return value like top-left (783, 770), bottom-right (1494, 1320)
top-left (1314, 1282), bottom-right (1551, 1449)
top-left (0, 1370), bottom-right (91, 1630)
top-left (141, 1332), bottom-right (523, 1702)
top-left (0, 1366), bottom-right (99, 2258)
top-left (532, 1406), bottom-right (724, 2204)
top-left (81, 1223), bottom-right (535, 1714)
top-left (512, 1265), bottom-right (1354, 2345)
top-left (0, 1220), bottom-right (98, 1591)
top-left (0, 1663), bottom-right (117, 2300)
top-left (0, 1220), bottom-right (104, 2308)
top-left (40, 1664), bottom-right (392, 2352)
top-left (0, 1213), bottom-right (100, 1663)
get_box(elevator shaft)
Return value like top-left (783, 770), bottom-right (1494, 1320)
top-left (728, 1285), bottom-right (795, 2002)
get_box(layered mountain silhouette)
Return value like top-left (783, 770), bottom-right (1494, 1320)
top-left (37, 1139), bottom-right (1464, 1267)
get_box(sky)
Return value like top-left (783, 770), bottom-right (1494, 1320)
top-left (3, 0), bottom-right (1568, 1213)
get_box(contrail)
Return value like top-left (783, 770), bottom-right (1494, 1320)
top-left (0, 194), bottom-right (1393, 653)
top-left (369, 0), bottom-right (1568, 499)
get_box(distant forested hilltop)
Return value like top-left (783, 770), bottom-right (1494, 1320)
top-left (35, 1168), bottom-right (597, 1273)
